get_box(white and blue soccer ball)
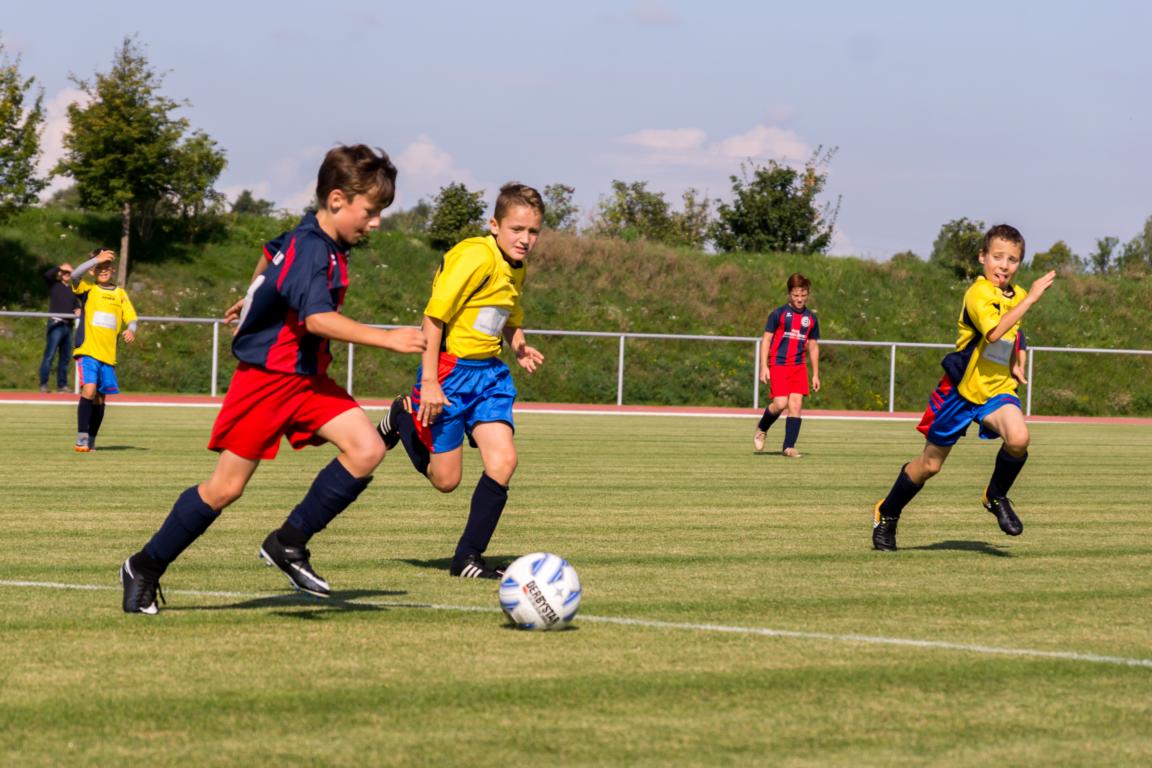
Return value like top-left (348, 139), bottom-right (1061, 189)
top-left (499, 552), bottom-right (582, 631)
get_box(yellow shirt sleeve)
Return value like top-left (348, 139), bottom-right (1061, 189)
top-left (423, 241), bottom-right (493, 323)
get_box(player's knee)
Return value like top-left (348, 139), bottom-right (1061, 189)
top-left (202, 482), bottom-right (243, 510)
top-left (1004, 434), bottom-right (1030, 456)
top-left (354, 438), bottom-right (386, 472)
top-left (484, 453), bottom-right (518, 484)
top-left (430, 475), bottom-right (460, 493)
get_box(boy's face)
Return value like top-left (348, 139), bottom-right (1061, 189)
top-left (94, 262), bottom-right (115, 285)
top-left (979, 237), bottom-right (1024, 289)
top-left (328, 190), bottom-right (384, 246)
top-left (788, 288), bottom-right (809, 310)
top-left (490, 204), bottom-right (543, 261)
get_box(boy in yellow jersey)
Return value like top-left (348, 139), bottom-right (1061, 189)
top-left (872, 224), bottom-right (1056, 550)
top-left (71, 249), bottom-right (138, 451)
top-left (378, 183), bottom-right (545, 578)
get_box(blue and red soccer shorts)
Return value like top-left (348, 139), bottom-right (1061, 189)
top-left (75, 355), bottom-right (120, 395)
top-left (208, 363), bottom-right (359, 460)
top-left (410, 354), bottom-right (517, 454)
top-left (916, 376), bottom-right (1021, 447)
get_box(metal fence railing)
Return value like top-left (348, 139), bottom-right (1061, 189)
top-left (5, 310), bottom-right (1152, 416)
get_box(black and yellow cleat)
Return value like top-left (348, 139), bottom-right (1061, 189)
top-left (983, 494), bottom-right (1023, 536)
top-left (376, 395), bottom-right (411, 450)
top-left (872, 500), bottom-right (898, 551)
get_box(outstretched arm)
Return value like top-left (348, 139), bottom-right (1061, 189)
top-left (303, 311), bottom-right (425, 354)
top-left (987, 271), bottom-right (1056, 343)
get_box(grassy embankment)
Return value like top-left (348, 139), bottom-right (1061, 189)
top-left (2, 208), bottom-right (1150, 415)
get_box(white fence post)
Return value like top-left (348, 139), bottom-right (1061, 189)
top-left (616, 335), bottom-right (626, 406)
top-left (347, 343), bottom-right (355, 395)
top-left (1026, 350), bottom-right (1035, 416)
top-left (888, 344), bottom-right (897, 413)
top-left (753, 338), bottom-right (761, 409)
top-left (211, 321), bottom-right (220, 398)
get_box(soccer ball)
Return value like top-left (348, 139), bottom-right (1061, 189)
top-left (498, 552), bottom-right (582, 631)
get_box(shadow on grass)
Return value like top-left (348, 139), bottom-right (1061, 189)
top-left (169, 587), bottom-right (407, 617)
top-left (906, 540), bottom-right (1013, 557)
top-left (88, 445), bottom-right (148, 452)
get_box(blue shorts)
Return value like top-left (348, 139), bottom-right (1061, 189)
top-left (411, 355), bottom-right (516, 454)
top-left (916, 376), bottom-right (1019, 447)
top-left (75, 356), bottom-right (119, 395)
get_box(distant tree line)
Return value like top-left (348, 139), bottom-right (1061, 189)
top-left (3, 33), bottom-right (1152, 279)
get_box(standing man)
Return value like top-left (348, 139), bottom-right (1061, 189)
top-left (39, 262), bottom-right (79, 393)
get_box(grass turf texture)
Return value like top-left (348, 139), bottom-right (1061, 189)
top-left (2, 405), bottom-right (1150, 766)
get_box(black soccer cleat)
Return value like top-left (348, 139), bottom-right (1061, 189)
top-left (872, 500), bottom-right (899, 551)
top-left (983, 494), bottom-right (1023, 536)
top-left (259, 530), bottom-right (331, 597)
top-left (120, 558), bottom-right (164, 615)
top-left (376, 395), bottom-right (410, 450)
top-left (450, 553), bottom-right (504, 580)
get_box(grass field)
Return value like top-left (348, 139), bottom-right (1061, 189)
top-left (2, 404), bottom-right (1150, 767)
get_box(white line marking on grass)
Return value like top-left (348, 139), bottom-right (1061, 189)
top-left (5, 579), bottom-right (1151, 670)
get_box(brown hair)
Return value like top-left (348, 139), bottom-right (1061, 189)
top-left (786, 272), bottom-right (811, 292)
top-left (982, 224), bottom-right (1026, 259)
top-left (493, 182), bottom-right (545, 222)
top-left (316, 144), bottom-right (398, 210)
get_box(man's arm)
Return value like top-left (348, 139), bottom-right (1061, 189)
top-left (303, 311), bottom-right (425, 354)
top-left (807, 339), bottom-right (820, 392)
top-left (986, 271), bottom-right (1056, 343)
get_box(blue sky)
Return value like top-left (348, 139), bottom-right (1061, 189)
top-left (4, 0), bottom-right (1149, 260)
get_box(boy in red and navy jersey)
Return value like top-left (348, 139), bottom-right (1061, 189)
top-left (753, 273), bottom-right (821, 457)
top-left (118, 145), bottom-right (426, 615)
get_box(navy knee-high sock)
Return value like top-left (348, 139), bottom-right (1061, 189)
top-left (782, 417), bottom-right (802, 450)
top-left (987, 448), bottom-right (1028, 499)
top-left (140, 486), bottom-right (221, 572)
top-left (395, 408), bottom-right (431, 476)
top-left (76, 396), bottom-right (93, 438)
top-left (89, 402), bottom-right (106, 445)
top-left (757, 408), bottom-right (781, 432)
top-left (281, 458), bottom-right (372, 543)
top-left (454, 473), bottom-right (508, 561)
top-left (879, 464), bottom-right (924, 519)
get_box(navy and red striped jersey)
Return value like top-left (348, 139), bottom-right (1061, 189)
top-left (231, 213), bottom-right (349, 376)
top-left (764, 304), bottom-right (820, 366)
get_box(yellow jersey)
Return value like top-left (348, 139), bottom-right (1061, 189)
top-left (424, 235), bottom-right (525, 359)
top-left (73, 279), bottom-right (137, 366)
top-left (955, 276), bottom-right (1027, 403)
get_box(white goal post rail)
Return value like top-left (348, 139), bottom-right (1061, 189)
top-left (5, 311), bottom-right (1152, 415)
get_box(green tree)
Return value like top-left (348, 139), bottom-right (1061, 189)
top-left (669, 188), bottom-right (713, 250)
top-left (166, 131), bottom-right (227, 223)
top-left (542, 183), bottom-right (579, 231)
top-left (1089, 236), bottom-right (1118, 274)
top-left (710, 148), bottom-right (840, 255)
top-left (230, 189), bottom-right (275, 217)
top-left (591, 180), bottom-right (674, 242)
top-left (930, 217), bottom-right (986, 278)
top-left (1116, 215), bottom-right (1152, 273)
top-left (54, 37), bottom-right (225, 282)
top-left (427, 182), bottom-right (486, 250)
top-left (379, 199), bottom-right (432, 234)
top-left (1031, 240), bottom-right (1083, 273)
top-left (0, 41), bottom-right (47, 222)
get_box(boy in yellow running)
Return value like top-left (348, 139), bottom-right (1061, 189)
top-left (872, 224), bottom-right (1056, 551)
top-left (378, 183), bottom-right (545, 578)
top-left (71, 249), bottom-right (137, 451)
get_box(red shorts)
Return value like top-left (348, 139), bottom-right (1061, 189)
top-left (768, 364), bottom-right (809, 398)
top-left (208, 363), bottom-right (359, 460)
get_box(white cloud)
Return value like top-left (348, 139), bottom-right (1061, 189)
top-left (390, 135), bottom-right (481, 210)
top-left (619, 128), bottom-right (707, 152)
top-left (611, 122), bottom-right (812, 171)
top-left (37, 88), bottom-right (91, 199)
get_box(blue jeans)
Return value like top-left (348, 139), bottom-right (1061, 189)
top-left (39, 322), bottom-right (73, 389)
